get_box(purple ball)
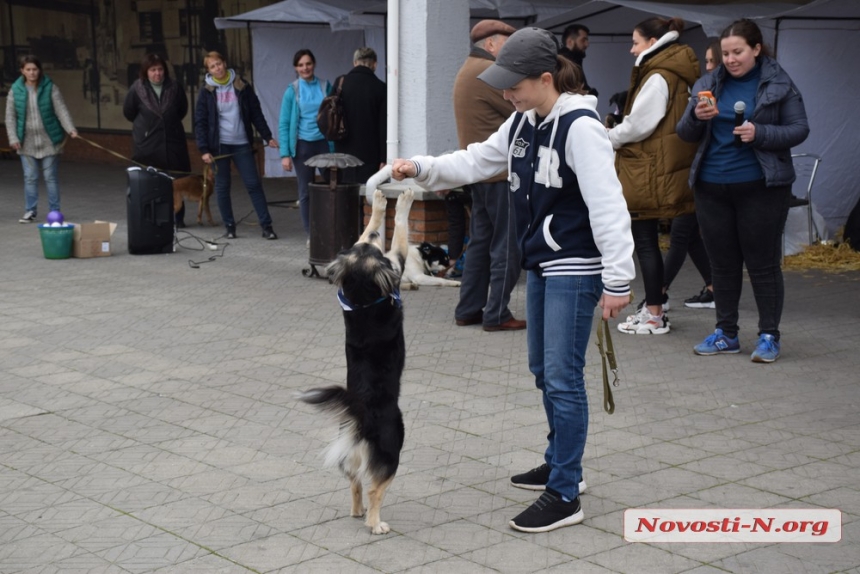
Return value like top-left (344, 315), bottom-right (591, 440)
top-left (46, 211), bottom-right (64, 225)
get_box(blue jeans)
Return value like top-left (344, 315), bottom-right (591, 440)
top-left (527, 271), bottom-right (603, 500)
top-left (695, 180), bottom-right (790, 340)
top-left (294, 139), bottom-right (330, 235)
top-left (21, 154), bottom-right (60, 213)
top-left (455, 181), bottom-right (521, 327)
top-left (213, 143), bottom-right (273, 230)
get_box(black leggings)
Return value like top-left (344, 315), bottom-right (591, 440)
top-left (631, 219), bottom-right (664, 308)
top-left (694, 180), bottom-right (791, 340)
top-left (663, 212), bottom-right (712, 290)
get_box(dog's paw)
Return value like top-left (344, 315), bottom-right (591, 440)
top-left (396, 188), bottom-right (414, 210)
top-left (369, 521), bottom-right (390, 535)
top-left (351, 507), bottom-right (366, 518)
top-left (372, 189), bottom-right (387, 213)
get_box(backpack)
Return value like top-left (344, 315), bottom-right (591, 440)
top-left (316, 75), bottom-right (347, 141)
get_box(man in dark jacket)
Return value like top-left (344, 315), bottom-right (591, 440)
top-left (559, 24), bottom-right (598, 97)
top-left (451, 19), bottom-right (524, 332)
top-left (334, 47), bottom-right (386, 184)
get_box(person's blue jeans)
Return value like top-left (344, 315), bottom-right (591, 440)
top-left (454, 181), bottom-right (521, 327)
top-left (527, 271), bottom-right (603, 500)
top-left (695, 179), bottom-right (791, 340)
top-left (294, 139), bottom-right (330, 235)
top-left (21, 154), bottom-right (60, 214)
top-left (213, 143), bottom-right (273, 230)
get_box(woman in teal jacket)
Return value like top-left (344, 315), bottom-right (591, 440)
top-left (4, 55), bottom-right (78, 223)
top-left (278, 49), bottom-right (332, 238)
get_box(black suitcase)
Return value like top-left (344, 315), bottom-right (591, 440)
top-left (126, 167), bottom-right (174, 254)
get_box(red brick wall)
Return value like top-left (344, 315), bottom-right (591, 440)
top-left (363, 196), bottom-right (452, 247)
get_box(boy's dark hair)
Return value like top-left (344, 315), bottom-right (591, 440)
top-left (562, 24), bottom-right (590, 45)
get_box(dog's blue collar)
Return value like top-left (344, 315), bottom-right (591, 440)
top-left (337, 289), bottom-right (401, 311)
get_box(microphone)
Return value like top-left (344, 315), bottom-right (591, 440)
top-left (733, 101), bottom-right (746, 147)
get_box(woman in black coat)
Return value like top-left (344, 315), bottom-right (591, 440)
top-left (123, 53), bottom-right (191, 226)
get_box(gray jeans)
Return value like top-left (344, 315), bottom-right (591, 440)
top-left (455, 181), bottom-right (522, 327)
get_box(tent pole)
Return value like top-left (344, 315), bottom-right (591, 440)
top-left (386, 0), bottom-right (399, 165)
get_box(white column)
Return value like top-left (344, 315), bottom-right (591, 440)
top-left (397, 0), bottom-right (470, 159)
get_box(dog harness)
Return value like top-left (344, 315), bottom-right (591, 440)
top-left (337, 289), bottom-right (402, 311)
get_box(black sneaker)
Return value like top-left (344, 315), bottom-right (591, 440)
top-left (510, 464), bottom-right (586, 494)
top-left (226, 226), bottom-right (237, 239)
top-left (684, 286), bottom-right (715, 309)
top-left (509, 490), bottom-right (584, 533)
top-left (261, 227), bottom-right (278, 240)
top-left (19, 210), bottom-right (36, 223)
top-left (175, 220), bottom-right (186, 229)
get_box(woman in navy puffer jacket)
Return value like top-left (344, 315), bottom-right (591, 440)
top-left (677, 19), bottom-right (809, 364)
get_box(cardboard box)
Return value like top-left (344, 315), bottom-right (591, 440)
top-left (73, 221), bottom-right (117, 258)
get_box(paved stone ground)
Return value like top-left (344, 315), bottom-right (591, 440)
top-left (1, 160), bottom-right (858, 573)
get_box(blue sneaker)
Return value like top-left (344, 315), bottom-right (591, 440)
top-left (693, 329), bottom-right (740, 356)
top-left (751, 334), bottom-right (780, 363)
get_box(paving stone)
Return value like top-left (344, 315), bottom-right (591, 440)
top-left (1, 162), bottom-right (858, 572)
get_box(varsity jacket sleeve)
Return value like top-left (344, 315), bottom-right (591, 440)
top-left (410, 112), bottom-right (516, 190)
top-left (567, 115), bottom-right (636, 296)
top-left (607, 73), bottom-right (669, 150)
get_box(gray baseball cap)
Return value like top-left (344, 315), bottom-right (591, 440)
top-left (478, 27), bottom-right (559, 90)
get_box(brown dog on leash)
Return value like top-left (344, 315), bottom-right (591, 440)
top-left (173, 167), bottom-right (215, 225)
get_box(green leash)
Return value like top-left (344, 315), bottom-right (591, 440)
top-left (595, 318), bottom-right (620, 414)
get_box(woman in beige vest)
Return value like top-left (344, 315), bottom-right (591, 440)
top-left (608, 17), bottom-right (700, 336)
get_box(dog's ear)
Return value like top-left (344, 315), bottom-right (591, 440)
top-left (326, 254), bottom-right (347, 286)
top-left (373, 262), bottom-right (402, 297)
top-left (419, 242), bottom-right (433, 255)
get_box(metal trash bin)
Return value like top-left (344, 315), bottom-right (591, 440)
top-left (304, 182), bottom-right (361, 278)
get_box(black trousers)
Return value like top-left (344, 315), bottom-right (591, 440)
top-left (694, 179), bottom-right (791, 340)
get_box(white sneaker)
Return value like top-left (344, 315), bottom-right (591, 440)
top-left (618, 307), bottom-right (670, 335)
top-left (19, 210), bottom-right (36, 223)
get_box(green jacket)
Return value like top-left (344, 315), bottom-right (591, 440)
top-left (11, 75), bottom-right (65, 145)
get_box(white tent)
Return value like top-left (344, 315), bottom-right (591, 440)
top-left (215, 0), bottom-right (388, 178)
top-left (217, 0), bottom-right (859, 238)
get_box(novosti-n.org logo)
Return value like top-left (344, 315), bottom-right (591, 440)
top-left (624, 509), bottom-right (841, 543)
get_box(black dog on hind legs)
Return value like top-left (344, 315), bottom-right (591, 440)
top-left (297, 188), bottom-right (413, 535)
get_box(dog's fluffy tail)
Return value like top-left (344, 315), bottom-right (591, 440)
top-left (296, 386), bottom-right (350, 413)
top-left (296, 386), bottom-right (366, 474)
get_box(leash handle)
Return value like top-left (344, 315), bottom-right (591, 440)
top-left (596, 317), bottom-right (619, 414)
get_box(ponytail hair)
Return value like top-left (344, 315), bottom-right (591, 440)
top-left (635, 16), bottom-right (685, 40)
top-left (552, 55), bottom-right (586, 95)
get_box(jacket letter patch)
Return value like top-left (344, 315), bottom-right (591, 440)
top-left (534, 146), bottom-right (562, 188)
